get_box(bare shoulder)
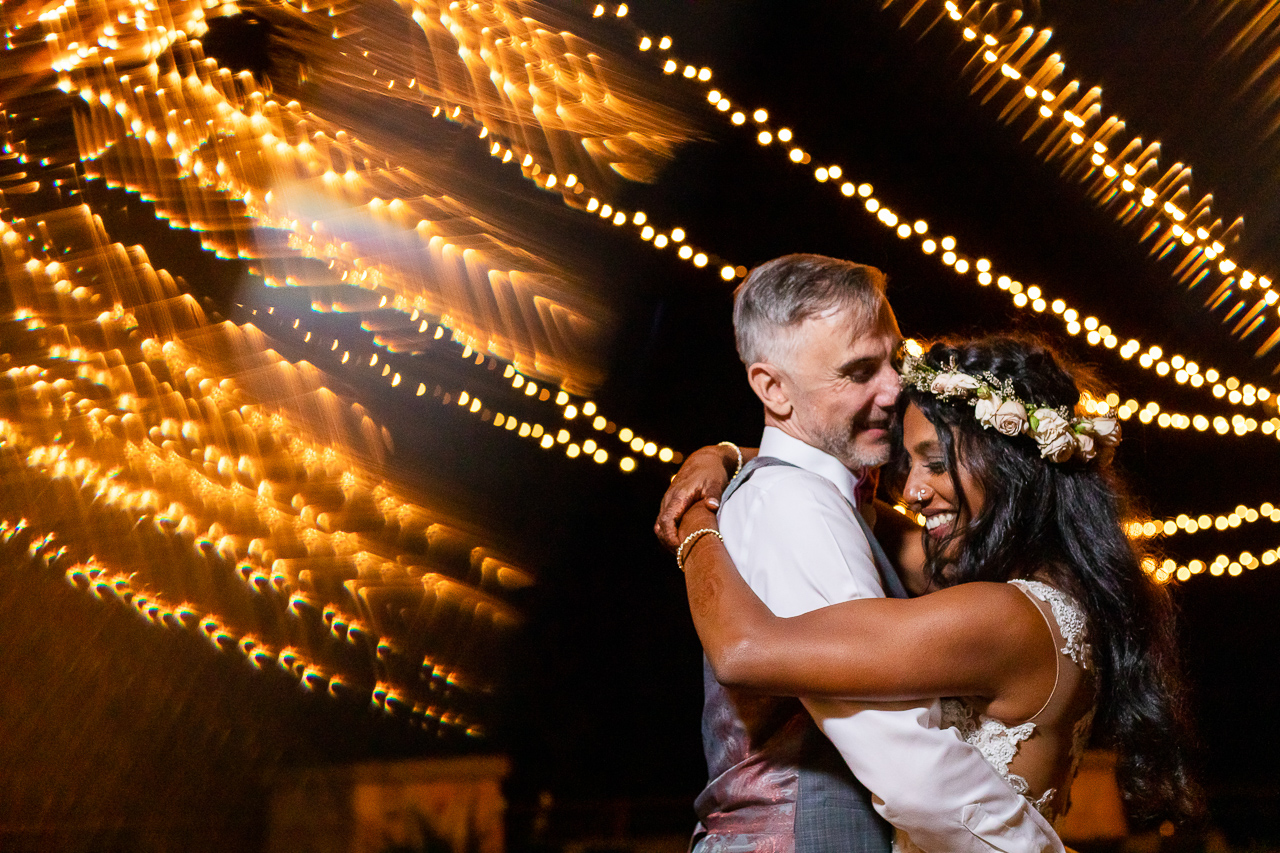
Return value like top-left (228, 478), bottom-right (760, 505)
top-left (925, 580), bottom-right (1046, 613)
top-left (912, 582), bottom-right (1051, 651)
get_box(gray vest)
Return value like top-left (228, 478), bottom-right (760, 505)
top-left (692, 456), bottom-right (901, 853)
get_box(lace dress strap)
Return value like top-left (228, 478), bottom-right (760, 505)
top-left (1009, 579), bottom-right (1091, 669)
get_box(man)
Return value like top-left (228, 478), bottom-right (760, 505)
top-left (656, 254), bottom-right (1064, 853)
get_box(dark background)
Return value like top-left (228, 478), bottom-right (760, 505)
top-left (5, 0), bottom-right (1280, 848)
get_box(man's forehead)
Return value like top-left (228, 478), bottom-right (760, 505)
top-left (809, 300), bottom-right (897, 334)
top-left (842, 316), bottom-right (901, 355)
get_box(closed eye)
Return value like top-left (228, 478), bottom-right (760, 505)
top-left (840, 359), bottom-right (882, 383)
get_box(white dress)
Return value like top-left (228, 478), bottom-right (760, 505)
top-left (895, 580), bottom-right (1095, 853)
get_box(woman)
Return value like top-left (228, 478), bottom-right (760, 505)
top-left (666, 335), bottom-right (1201, 833)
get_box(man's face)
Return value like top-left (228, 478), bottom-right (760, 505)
top-left (774, 303), bottom-right (903, 470)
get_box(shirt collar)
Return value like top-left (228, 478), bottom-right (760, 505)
top-left (758, 426), bottom-right (863, 507)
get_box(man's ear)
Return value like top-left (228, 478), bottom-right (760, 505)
top-left (747, 362), bottom-right (793, 419)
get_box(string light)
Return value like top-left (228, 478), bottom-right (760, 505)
top-left (909, 0), bottom-right (1280, 359)
top-left (1142, 549), bottom-right (1274, 585)
top-left (890, 503), bottom-right (1280, 586)
top-left (625, 13), bottom-right (1279, 413)
top-left (1128, 502), bottom-right (1280, 539)
top-left (249, 300), bottom-right (684, 470)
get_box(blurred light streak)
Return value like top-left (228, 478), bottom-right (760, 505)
top-left (882, 0), bottom-right (1280, 361)
top-left (0, 6), bottom-right (538, 731)
top-left (64, 28), bottom-right (609, 392)
top-left (253, 0), bottom-right (699, 188)
top-left (11, 0), bottom-right (709, 397)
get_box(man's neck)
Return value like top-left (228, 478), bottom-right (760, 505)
top-left (758, 427), bottom-right (862, 507)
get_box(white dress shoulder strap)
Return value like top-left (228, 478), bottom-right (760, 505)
top-left (1009, 579), bottom-right (1091, 670)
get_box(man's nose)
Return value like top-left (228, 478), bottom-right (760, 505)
top-left (875, 365), bottom-right (902, 406)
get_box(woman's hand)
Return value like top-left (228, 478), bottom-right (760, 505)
top-left (677, 500), bottom-right (720, 546)
top-left (654, 444), bottom-right (749, 551)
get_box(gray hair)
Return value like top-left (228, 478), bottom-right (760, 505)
top-left (733, 253), bottom-right (889, 367)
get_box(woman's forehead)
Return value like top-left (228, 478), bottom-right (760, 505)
top-left (903, 404), bottom-right (940, 448)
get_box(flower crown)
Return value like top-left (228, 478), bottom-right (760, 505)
top-left (899, 351), bottom-right (1121, 464)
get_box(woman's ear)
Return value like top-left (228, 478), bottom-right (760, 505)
top-left (747, 362), bottom-right (793, 420)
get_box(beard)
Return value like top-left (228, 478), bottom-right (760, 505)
top-left (810, 415), bottom-right (894, 470)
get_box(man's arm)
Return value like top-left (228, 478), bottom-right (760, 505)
top-left (724, 472), bottom-right (1064, 853)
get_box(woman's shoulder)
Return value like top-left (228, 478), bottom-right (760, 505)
top-left (1007, 579), bottom-right (1091, 670)
top-left (917, 582), bottom-right (1054, 647)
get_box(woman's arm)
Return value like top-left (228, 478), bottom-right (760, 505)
top-left (677, 502), bottom-right (1057, 721)
top-left (653, 443), bottom-right (759, 551)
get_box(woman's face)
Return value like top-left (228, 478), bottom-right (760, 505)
top-left (901, 403), bottom-right (985, 575)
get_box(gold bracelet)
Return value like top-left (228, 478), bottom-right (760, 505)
top-left (677, 527), bottom-right (724, 572)
top-left (717, 440), bottom-right (743, 479)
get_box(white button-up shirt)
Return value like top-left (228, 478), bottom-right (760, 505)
top-left (716, 427), bottom-right (1065, 853)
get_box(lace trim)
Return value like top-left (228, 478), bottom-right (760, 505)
top-left (942, 697), bottom-right (1066, 822)
top-left (936, 582), bottom-right (1094, 825)
top-left (1009, 579), bottom-right (1091, 669)
top-left (941, 699), bottom-right (1038, 794)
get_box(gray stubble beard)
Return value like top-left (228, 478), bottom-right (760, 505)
top-left (811, 421), bottom-right (893, 471)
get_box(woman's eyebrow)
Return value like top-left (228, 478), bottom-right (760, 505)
top-left (910, 438), bottom-right (940, 456)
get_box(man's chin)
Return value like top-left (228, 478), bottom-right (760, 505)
top-left (847, 438), bottom-right (892, 470)
top-left (813, 429), bottom-right (891, 469)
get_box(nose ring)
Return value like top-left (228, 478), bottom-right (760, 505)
top-left (908, 484), bottom-right (932, 502)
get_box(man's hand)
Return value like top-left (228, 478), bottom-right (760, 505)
top-left (654, 444), bottom-right (743, 551)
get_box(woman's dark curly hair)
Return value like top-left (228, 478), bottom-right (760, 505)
top-left (888, 333), bottom-right (1203, 827)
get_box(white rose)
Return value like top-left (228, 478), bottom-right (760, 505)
top-left (973, 394), bottom-right (1002, 428)
top-left (1031, 409), bottom-right (1074, 461)
top-left (1090, 417), bottom-right (1121, 447)
top-left (930, 372), bottom-right (982, 397)
top-left (1074, 431), bottom-right (1097, 462)
top-left (992, 399), bottom-right (1028, 436)
top-left (1038, 430), bottom-right (1077, 462)
top-left (1031, 408), bottom-right (1070, 436)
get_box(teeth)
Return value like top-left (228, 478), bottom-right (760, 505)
top-left (925, 512), bottom-right (956, 531)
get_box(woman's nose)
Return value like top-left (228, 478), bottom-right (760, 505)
top-left (904, 474), bottom-right (933, 508)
